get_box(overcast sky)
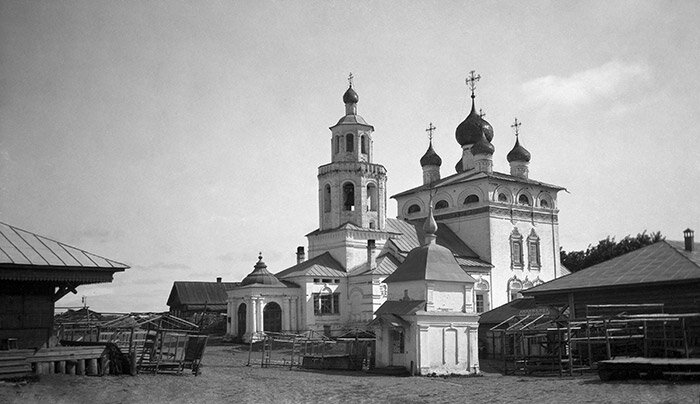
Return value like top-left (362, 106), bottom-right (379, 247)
top-left (1, 1), bottom-right (698, 312)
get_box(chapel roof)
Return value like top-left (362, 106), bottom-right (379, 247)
top-left (523, 240), bottom-right (700, 295)
top-left (240, 254), bottom-right (286, 287)
top-left (375, 299), bottom-right (426, 316)
top-left (384, 209), bottom-right (478, 284)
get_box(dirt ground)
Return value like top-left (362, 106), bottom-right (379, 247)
top-left (1, 344), bottom-right (699, 404)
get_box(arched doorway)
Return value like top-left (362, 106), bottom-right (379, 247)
top-left (263, 302), bottom-right (282, 332)
top-left (237, 303), bottom-right (247, 338)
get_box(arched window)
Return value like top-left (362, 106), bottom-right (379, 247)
top-left (369, 221), bottom-right (375, 229)
top-left (435, 200), bottom-right (449, 210)
top-left (361, 135), bottom-right (367, 154)
top-left (346, 133), bottom-right (354, 152)
top-left (540, 200), bottom-right (549, 208)
top-left (464, 194), bottom-right (479, 204)
top-left (367, 183), bottom-right (378, 211)
top-left (407, 204), bottom-right (421, 214)
top-left (343, 183), bottom-right (355, 211)
top-left (334, 136), bottom-right (340, 154)
top-left (498, 193), bottom-right (508, 202)
top-left (518, 194), bottom-right (530, 206)
top-left (324, 184), bottom-right (331, 212)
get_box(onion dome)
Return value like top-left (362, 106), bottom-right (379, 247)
top-left (506, 137), bottom-right (531, 163)
top-left (455, 159), bottom-right (464, 173)
top-left (471, 130), bottom-right (495, 156)
top-left (420, 141), bottom-right (442, 167)
top-left (343, 85), bottom-right (359, 104)
top-left (423, 204), bottom-right (438, 237)
top-left (240, 254), bottom-right (284, 286)
top-left (455, 99), bottom-right (494, 146)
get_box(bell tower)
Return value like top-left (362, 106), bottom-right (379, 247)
top-left (317, 74), bottom-right (387, 232)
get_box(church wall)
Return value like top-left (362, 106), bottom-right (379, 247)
top-left (414, 314), bottom-right (480, 375)
top-left (307, 231), bottom-right (389, 270)
top-left (428, 282), bottom-right (467, 312)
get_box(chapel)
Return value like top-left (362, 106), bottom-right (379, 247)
top-left (226, 72), bottom-right (565, 342)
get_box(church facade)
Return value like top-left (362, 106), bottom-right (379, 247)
top-left (226, 73), bottom-right (565, 342)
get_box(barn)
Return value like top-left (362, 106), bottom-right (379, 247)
top-left (0, 222), bottom-right (128, 349)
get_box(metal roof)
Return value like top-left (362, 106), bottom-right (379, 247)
top-left (391, 170), bottom-right (565, 199)
top-left (166, 281), bottom-right (239, 308)
top-left (386, 218), bottom-right (491, 268)
top-left (348, 253), bottom-right (401, 276)
top-left (275, 252), bottom-right (346, 279)
top-left (384, 241), bottom-right (478, 284)
top-left (375, 299), bottom-right (426, 316)
top-left (0, 221), bottom-right (128, 270)
top-left (523, 240), bottom-right (700, 295)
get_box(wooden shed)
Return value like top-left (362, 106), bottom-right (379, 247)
top-left (0, 222), bottom-right (128, 349)
top-left (166, 281), bottom-right (238, 331)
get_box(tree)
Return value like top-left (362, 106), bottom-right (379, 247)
top-left (561, 230), bottom-right (664, 273)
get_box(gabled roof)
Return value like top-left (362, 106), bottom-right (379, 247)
top-left (166, 281), bottom-right (239, 310)
top-left (275, 252), bottom-right (346, 278)
top-left (0, 221), bottom-right (128, 283)
top-left (386, 218), bottom-right (491, 268)
top-left (523, 240), bottom-right (700, 295)
top-left (348, 252), bottom-right (402, 276)
top-left (391, 170), bottom-right (565, 199)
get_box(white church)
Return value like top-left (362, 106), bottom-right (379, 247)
top-left (226, 73), bottom-right (565, 349)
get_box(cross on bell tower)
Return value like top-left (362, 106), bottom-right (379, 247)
top-left (511, 118), bottom-right (522, 137)
top-left (425, 122), bottom-right (436, 142)
top-left (466, 70), bottom-right (481, 99)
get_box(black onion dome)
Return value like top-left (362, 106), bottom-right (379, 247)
top-left (240, 255), bottom-right (284, 286)
top-left (507, 138), bottom-right (531, 162)
top-left (455, 159), bottom-right (464, 173)
top-left (471, 131), bottom-right (495, 156)
top-left (343, 86), bottom-right (359, 104)
top-left (420, 142), bottom-right (442, 167)
top-left (455, 99), bottom-right (494, 146)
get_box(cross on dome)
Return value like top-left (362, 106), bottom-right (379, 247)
top-left (348, 72), bottom-right (354, 87)
top-left (479, 109), bottom-right (485, 118)
top-left (465, 70), bottom-right (481, 99)
top-left (511, 118), bottom-right (522, 137)
top-left (425, 122), bottom-right (436, 141)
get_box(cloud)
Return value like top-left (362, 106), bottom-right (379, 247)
top-left (522, 61), bottom-right (651, 107)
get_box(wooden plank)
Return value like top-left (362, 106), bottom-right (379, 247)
top-left (0, 364), bottom-right (31, 373)
top-left (0, 359), bottom-right (30, 367)
top-left (0, 371), bottom-right (32, 379)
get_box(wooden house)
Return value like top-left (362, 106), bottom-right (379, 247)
top-left (166, 280), bottom-right (238, 331)
top-left (0, 222), bottom-right (128, 349)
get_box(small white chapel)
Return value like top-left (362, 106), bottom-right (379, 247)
top-left (225, 72), bottom-right (566, 344)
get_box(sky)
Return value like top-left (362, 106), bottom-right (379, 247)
top-left (1, 1), bottom-right (698, 312)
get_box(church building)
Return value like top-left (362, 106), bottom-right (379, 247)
top-left (226, 72), bottom-right (565, 342)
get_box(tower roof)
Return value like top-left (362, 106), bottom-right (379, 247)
top-left (343, 85), bottom-right (359, 104)
top-left (507, 137), bottom-right (531, 162)
top-left (420, 141), bottom-right (442, 167)
top-left (471, 130), bottom-right (495, 156)
top-left (240, 254), bottom-right (284, 287)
